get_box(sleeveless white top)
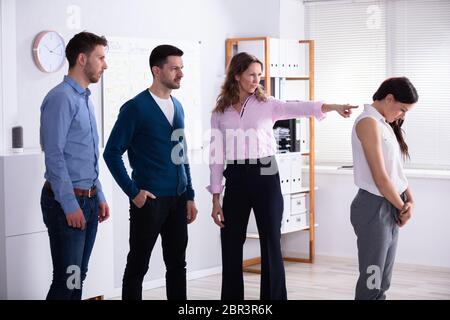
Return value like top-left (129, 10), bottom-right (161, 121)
top-left (351, 104), bottom-right (408, 196)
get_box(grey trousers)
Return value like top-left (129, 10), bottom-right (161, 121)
top-left (350, 188), bottom-right (406, 300)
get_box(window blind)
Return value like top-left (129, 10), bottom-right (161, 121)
top-left (305, 0), bottom-right (450, 169)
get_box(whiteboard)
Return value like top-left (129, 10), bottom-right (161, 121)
top-left (102, 37), bottom-right (202, 149)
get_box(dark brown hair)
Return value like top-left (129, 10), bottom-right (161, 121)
top-left (214, 52), bottom-right (267, 113)
top-left (65, 31), bottom-right (108, 69)
top-left (373, 77), bottom-right (419, 159)
top-left (149, 44), bottom-right (183, 76)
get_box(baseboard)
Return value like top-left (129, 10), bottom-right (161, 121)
top-left (106, 265), bottom-right (222, 300)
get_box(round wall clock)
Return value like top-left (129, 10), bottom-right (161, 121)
top-left (32, 31), bottom-right (66, 73)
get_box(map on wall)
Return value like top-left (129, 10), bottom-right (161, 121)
top-left (102, 37), bottom-right (202, 149)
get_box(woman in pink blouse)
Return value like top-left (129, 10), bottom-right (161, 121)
top-left (208, 52), bottom-right (357, 300)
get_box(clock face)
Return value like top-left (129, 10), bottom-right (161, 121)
top-left (32, 31), bottom-right (66, 73)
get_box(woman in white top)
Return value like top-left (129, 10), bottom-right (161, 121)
top-left (351, 77), bottom-right (418, 300)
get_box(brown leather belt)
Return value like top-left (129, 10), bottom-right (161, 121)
top-left (44, 181), bottom-right (97, 198)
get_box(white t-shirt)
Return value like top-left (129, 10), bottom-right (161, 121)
top-left (149, 90), bottom-right (174, 126)
top-left (351, 104), bottom-right (408, 196)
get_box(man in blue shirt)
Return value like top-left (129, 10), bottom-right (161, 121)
top-left (40, 31), bottom-right (110, 300)
top-left (104, 45), bottom-right (198, 300)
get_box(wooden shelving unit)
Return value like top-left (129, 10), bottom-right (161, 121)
top-left (225, 37), bottom-right (317, 272)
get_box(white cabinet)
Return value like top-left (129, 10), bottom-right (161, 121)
top-left (289, 212), bottom-right (308, 232)
top-left (275, 153), bottom-right (309, 234)
top-left (284, 39), bottom-right (306, 78)
top-left (290, 153), bottom-right (303, 193)
top-left (3, 151), bottom-right (47, 237)
top-left (5, 232), bottom-right (52, 299)
top-left (275, 152), bottom-right (304, 195)
top-left (296, 118), bottom-right (309, 153)
top-left (0, 152), bottom-right (114, 299)
top-left (290, 193), bottom-right (307, 214)
top-left (280, 194), bottom-right (291, 232)
top-left (236, 37), bottom-right (307, 78)
top-left (276, 153), bottom-right (292, 194)
top-left (286, 194), bottom-right (308, 233)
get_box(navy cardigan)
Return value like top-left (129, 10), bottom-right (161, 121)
top-left (103, 89), bottom-right (195, 200)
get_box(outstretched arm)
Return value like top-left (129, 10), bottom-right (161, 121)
top-left (270, 96), bottom-right (358, 121)
top-left (322, 103), bottom-right (358, 118)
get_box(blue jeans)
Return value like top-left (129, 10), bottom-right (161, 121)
top-left (41, 186), bottom-right (99, 300)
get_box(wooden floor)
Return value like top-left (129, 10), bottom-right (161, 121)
top-left (127, 256), bottom-right (450, 300)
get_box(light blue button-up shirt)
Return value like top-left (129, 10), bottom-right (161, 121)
top-left (40, 75), bottom-right (105, 214)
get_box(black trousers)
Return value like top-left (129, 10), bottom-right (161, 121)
top-left (221, 157), bottom-right (287, 300)
top-left (122, 194), bottom-right (188, 300)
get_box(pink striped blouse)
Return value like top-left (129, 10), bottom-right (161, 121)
top-left (207, 94), bottom-right (326, 194)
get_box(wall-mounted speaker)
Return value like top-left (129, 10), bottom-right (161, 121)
top-left (12, 126), bottom-right (23, 153)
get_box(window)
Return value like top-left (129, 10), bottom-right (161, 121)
top-left (305, 0), bottom-right (450, 169)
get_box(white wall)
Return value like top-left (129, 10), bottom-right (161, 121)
top-left (280, 0), bottom-right (305, 39)
top-left (0, 156), bottom-right (5, 297)
top-left (0, 0), bottom-right (3, 152)
top-left (283, 169), bottom-right (450, 268)
top-left (1, 0), bottom-right (18, 152)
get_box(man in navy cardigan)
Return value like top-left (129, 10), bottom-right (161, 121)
top-left (103, 44), bottom-right (198, 300)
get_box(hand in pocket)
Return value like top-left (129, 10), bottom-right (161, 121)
top-left (132, 189), bottom-right (156, 208)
